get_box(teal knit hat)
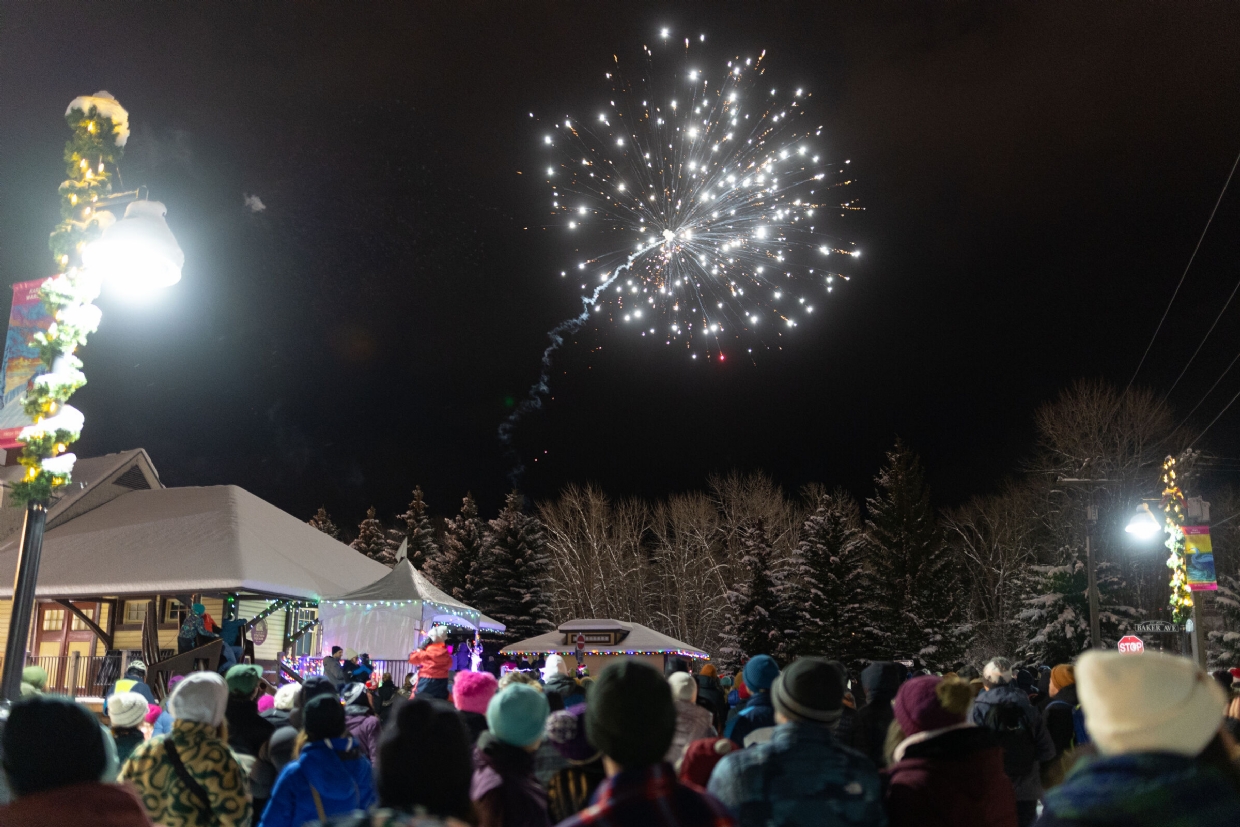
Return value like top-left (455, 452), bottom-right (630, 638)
top-left (486, 683), bottom-right (550, 748)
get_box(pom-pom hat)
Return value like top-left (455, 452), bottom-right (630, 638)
top-left (893, 675), bottom-right (972, 736)
top-left (107, 691), bottom-right (149, 729)
top-left (453, 670), bottom-right (499, 715)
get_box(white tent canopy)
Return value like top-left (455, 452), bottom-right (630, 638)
top-left (318, 558), bottom-right (505, 659)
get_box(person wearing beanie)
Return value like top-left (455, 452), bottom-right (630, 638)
top-left (19, 664), bottom-right (47, 697)
top-left (259, 694), bottom-right (376, 827)
top-left (543, 704), bottom-right (607, 822)
top-left (541, 654), bottom-right (585, 707)
top-left (454, 669), bottom-right (500, 744)
top-left (342, 681), bottom-right (383, 763)
top-left (408, 625), bottom-right (454, 699)
top-left (224, 663), bottom-right (276, 760)
top-left (1042, 662), bottom-right (1086, 790)
top-left (108, 691), bottom-right (151, 768)
top-left (847, 661), bottom-right (904, 767)
top-left (105, 658), bottom-right (157, 716)
top-left (121, 671), bottom-right (251, 827)
top-left (472, 683), bottom-right (552, 827)
top-left (881, 675), bottom-right (1016, 827)
top-left (709, 657), bottom-right (882, 827)
top-left (970, 655), bottom-right (1055, 826)
top-left (376, 671), bottom-right (399, 723)
top-left (322, 645), bottom-right (348, 689)
top-left (262, 683), bottom-right (299, 728)
top-left (177, 602), bottom-right (219, 654)
top-left (678, 737), bottom-right (740, 789)
top-left (1038, 650), bottom-right (1240, 827)
top-left (667, 672), bottom-right (718, 763)
top-left (0, 695), bottom-right (154, 827)
top-left (724, 655), bottom-right (781, 746)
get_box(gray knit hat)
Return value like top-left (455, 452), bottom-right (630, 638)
top-left (771, 657), bottom-right (846, 725)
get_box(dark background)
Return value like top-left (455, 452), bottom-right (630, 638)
top-left (2, 3), bottom-right (1239, 528)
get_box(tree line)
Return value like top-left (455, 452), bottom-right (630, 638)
top-left (309, 379), bottom-right (1240, 670)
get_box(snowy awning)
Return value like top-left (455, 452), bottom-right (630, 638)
top-left (501, 619), bottom-right (708, 660)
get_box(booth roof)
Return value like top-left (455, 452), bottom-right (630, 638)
top-left (322, 559), bottom-right (506, 631)
top-left (500, 621), bottom-right (709, 660)
top-left (0, 484), bottom-right (391, 599)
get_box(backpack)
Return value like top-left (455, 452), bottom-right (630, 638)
top-left (1045, 699), bottom-right (1090, 748)
top-left (982, 698), bottom-right (1037, 778)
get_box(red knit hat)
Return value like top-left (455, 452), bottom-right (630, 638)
top-left (893, 675), bottom-right (970, 736)
top-left (678, 738), bottom-right (740, 789)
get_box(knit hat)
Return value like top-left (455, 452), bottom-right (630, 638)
top-left (678, 738), bottom-right (740, 788)
top-left (668, 671), bottom-right (698, 703)
top-left (274, 683), bottom-right (300, 711)
top-left (1051, 664), bottom-right (1075, 690)
top-left (742, 655), bottom-right (780, 693)
top-left (545, 703), bottom-right (599, 763)
top-left (168, 671), bottom-right (229, 727)
top-left (344, 648), bottom-right (359, 660)
top-left (700, 664), bottom-right (718, 678)
top-left (302, 675), bottom-right (338, 706)
top-left (145, 703), bottom-right (163, 725)
top-left (257, 694), bottom-right (275, 713)
top-left (3, 696), bottom-right (107, 796)
top-left (453, 670), bottom-right (499, 715)
top-left (586, 659), bottom-right (676, 767)
top-left (541, 653), bottom-right (570, 681)
top-left (20, 665), bottom-right (47, 692)
top-left (893, 675), bottom-right (973, 736)
top-left (487, 683), bottom-right (550, 748)
top-left (427, 626), bottom-right (449, 644)
top-left (108, 691), bottom-right (150, 729)
top-left (225, 664), bottom-right (263, 696)
top-left (1076, 650), bottom-right (1227, 757)
top-left (771, 657), bottom-right (845, 725)
top-left (304, 693), bottom-right (347, 741)
top-left (342, 682), bottom-right (368, 706)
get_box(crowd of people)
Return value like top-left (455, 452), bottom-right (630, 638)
top-left (1, 641), bottom-right (1239, 827)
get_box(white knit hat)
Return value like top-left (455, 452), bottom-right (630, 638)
top-left (668, 672), bottom-right (698, 703)
top-left (1076, 650), bottom-right (1226, 757)
top-left (108, 691), bottom-right (149, 729)
top-left (168, 671), bottom-right (229, 728)
top-left (273, 682), bottom-right (300, 711)
top-left (427, 626), bottom-right (449, 644)
top-left (541, 654), bottom-right (569, 681)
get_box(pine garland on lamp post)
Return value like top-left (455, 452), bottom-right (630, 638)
top-left (1161, 455), bottom-right (1193, 625)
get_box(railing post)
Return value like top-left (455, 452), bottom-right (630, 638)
top-left (67, 652), bottom-right (80, 699)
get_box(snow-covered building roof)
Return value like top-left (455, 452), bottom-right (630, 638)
top-left (321, 559), bottom-right (505, 632)
top-left (501, 618), bottom-right (708, 660)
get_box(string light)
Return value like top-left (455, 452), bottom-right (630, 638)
top-left (1162, 455), bottom-right (1194, 623)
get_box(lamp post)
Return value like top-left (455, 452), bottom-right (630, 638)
top-left (1055, 478), bottom-right (1119, 649)
top-left (0, 93), bottom-right (182, 702)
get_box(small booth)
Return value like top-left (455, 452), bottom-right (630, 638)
top-left (501, 618), bottom-right (709, 676)
top-left (318, 559), bottom-right (504, 669)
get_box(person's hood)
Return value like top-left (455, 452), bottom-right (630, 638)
top-left (1045, 753), bottom-right (1239, 824)
top-left (344, 705), bottom-right (373, 721)
top-left (861, 662), bottom-right (904, 698)
top-left (895, 725), bottom-right (998, 763)
top-left (297, 738), bottom-right (366, 808)
top-left (976, 680), bottom-right (1029, 706)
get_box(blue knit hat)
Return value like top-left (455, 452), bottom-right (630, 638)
top-left (743, 655), bottom-right (780, 692)
top-left (487, 683), bottom-right (550, 748)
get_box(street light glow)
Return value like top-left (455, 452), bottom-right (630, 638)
top-left (1125, 503), bottom-right (1163, 539)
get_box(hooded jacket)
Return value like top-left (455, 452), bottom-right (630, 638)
top-left (666, 700), bottom-right (717, 764)
top-left (225, 694), bottom-right (275, 757)
top-left (0, 781), bottom-right (154, 827)
top-left (471, 731), bottom-right (551, 827)
top-left (882, 726), bottom-right (1017, 827)
top-left (695, 675), bottom-right (727, 730)
top-left (723, 691), bottom-right (774, 746)
top-left (850, 662), bottom-right (903, 767)
top-left (344, 703), bottom-right (383, 764)
top-left (970, 681), bottom-right (1056, 801)
top-left (258, 737), bottom-right (377, 827)
top-left (543, 674), bottom-right (585, 707)
top-left (121, 719), bottom-right (251, 827)
top-left (408, 642), bottom-right (453, 679)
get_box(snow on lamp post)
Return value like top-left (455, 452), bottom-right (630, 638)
top-left (0, 92), bottom-right (182, 701)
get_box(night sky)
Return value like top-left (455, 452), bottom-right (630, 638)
top-left (2, 3), bottom-right (1239, 529)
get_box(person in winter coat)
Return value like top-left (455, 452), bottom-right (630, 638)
top-left (259, 694), bottom-right (377, 827)
top-left (709, 657), bottom-right (883, 827)
top-left (472, 682), bottom-right (552, 827)
top-left (376, 672), bottom-right (399, 722)
top-left (667, 672), bottom-right (717, 764)
top-left (177, 603), bottom-right (218, 654)
top-left (1037, 650), bottom-right (1240, 827)
top-left (121, 671), bottom-right (252, 827)
top-left (106, 659), bottom-right (157, 713)
top-left (882, 675), bottom-right (1016, 827)
top-left (0, 695), bottom-right (154, 827)
top-left (724, 655), bottom-right (780, 746)
top-left (543, 704), bottom-right (607, 823)
top-left (1041, 664), bottom-right (1084, 790)
top-left (342, 682), bottom-right (383, 764)
top-left (108, 691), bottom-right (151, 769)
top-left (408, 626), bottom-right (454, 699)
top-left (262, 683), bottom-right (299, 729)
top-left (849, 661), bottom-right (903, 768)
top-left (454, 669), bottom-right (500, 744)
top-left (322, 646), bottom-right (348, 689)
top-left (972, 657), bottom-right (1055, 827)
top-left (541, 654), bottom-right (585, 707)
top-left (224, 664), bottom-right (276, 759)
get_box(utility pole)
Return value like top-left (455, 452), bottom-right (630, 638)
top-left (1187, 496), bottom-right (1210, 670)
top-left (1085, 503), bottom-right (1101, 649)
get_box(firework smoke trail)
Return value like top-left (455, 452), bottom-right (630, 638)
top-left (500, 29), bottom-right (860, 482)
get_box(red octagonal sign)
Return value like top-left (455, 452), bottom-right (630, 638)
top-left (1117, 635), bottom-right (1145, 654)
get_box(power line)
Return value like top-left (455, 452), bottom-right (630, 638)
top-left (1122, 145), bottom-right (1240, 397)
top-left (1173, 346), bottom-right (1240, 432)
top-left (1189, 382), bottom-right (1240, 448)
top-left (1162, 268), bottom-right (1240, 399)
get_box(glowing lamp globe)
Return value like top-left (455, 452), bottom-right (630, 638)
top-left (1125, 503), bottom-right (1162, 539)
top-left (83, 200), bottom-right (183, 293)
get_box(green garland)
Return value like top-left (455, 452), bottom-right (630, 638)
top-left (9, 95), bottom-right (126, 506)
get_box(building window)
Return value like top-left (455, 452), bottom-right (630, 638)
top-left (70, 612), bottom-right (92, 632)
top-left (164, 599), bottom-right (184, 624)
top-left (124, 601), bottom-right (147, 624)
top-left (42, 609), bottom-right (64, 632)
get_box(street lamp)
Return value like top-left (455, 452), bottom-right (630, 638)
top-left (0, 93), bottom-right (181, 702)
top-left (1125, 503), bottom-right (1162, 539)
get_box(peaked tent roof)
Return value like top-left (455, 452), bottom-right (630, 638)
top-left (500, 620), bottom-right (708, 659)
top-left (324, 559), bottom-right (505, 631)
top-left (0, 484), bottom-right (391, 600)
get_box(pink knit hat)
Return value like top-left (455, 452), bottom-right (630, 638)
top-left (893, 675), bottom-right (971, 736)
top-left (144, 703), bottom-right (163, 725)
top-left (257, 694), bottom-right (275, 714)
top-left (453, 670), bottom-right (499, 714)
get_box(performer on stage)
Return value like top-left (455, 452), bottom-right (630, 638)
top-left (407, 625), bottom-right (453, 699)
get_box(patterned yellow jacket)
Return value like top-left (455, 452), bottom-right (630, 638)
top-left (121, 719), bottom-right (252, 827)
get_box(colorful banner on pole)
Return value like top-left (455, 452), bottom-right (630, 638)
top-left (1183, 526), bottom-right (1218, 592)
top-left (0, 279), bottom-right (52, 450)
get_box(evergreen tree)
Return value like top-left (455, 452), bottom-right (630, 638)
top-left (396, 486), bottom-right (439, 569)
top-left (1019, 544), bottom-right (1137, 664)
top-left (351, 506), bottom-right (393, 566)
top-left (792, 490), bottom-right (876, 668)
top-left (424, 493), bottom-right (487, 605)
top-left (1208, 573), bottom-right (1240, 668)
top-left (719, 518), bottom-right (787, 667)
top-left (866, 440), bottom-right (963, 669)
top-left (308, 506), bottom-right (340, 539)
top-left (472, 491), bottom-right (554, 644)
top-left (382, 528), bottom-right (406, 566)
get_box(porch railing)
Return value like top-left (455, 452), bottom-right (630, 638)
top-left (0, 653), bottom-right (114, 698)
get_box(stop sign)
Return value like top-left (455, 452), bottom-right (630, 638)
top-left (1117, 635), bottom-right (1145, 654)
